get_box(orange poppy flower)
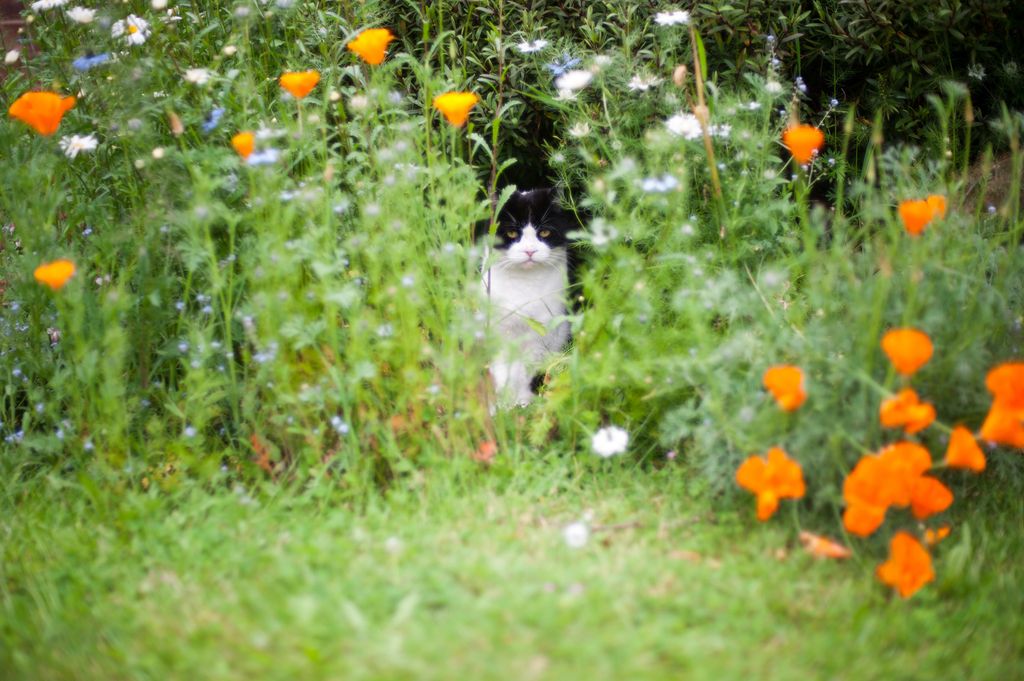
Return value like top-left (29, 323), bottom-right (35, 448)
top-left (985, 362), bottom-right (1024, 410)
top-left (231, 131), bottom-right (255, 159)
top-left (924, 525), bottom-right (951, 546)
top-left (979, 362), bottom-right (1024, 447)
top-left (433, 92), bottom-right (480, 127)
top-left (926, 194), bottom-right (947, 219)
top-left (879, 388), bottom-right (936, 434)
top-left (735, 447), bottom-right (805, 521)
top-left (944, 425), bottom-right (985, 472)
top-left (762, 365), bottom-right (807, 411)
top-left (8, 91), bottom-right (76, 136)
top-left (876, 531), bottom-right (934, 599)
top-left (279, 70), bottom-right (320, 99)
top-left (782, 124), bottom-right (824, 165)
top-left (842, 442), bottom-right (933, 536)
top-left (33, 259), bottom-right (76, 290)
top-left (346, 28), bottom-right (395, 66)
top-left (898, 199), bottom-right (934, 236)
top-left (909, 476), bottom-right (953, 519)
top-left (843, 502), bottom-right (888, 537)
top-left (979, 404), bottom-right (1024, 448)
top-left (881, 328), bottom-right (933, 376)
top-left (876, 441), bottom-right (933, 507)
top-left (798, 531), bottom-right (852, 559)
top-left (842, 455), bottom-right (891, 536)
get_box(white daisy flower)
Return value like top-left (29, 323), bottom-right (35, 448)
top-left (555, 69), bottom-right (593, 92)
top-left (627, 74), bottom-right (662, 91)
top-left (515, 39), bottom-right (549, 54)
top-left (112, 14), bottom-right (151, 46)
top-left (31, 0), bottom-right (68, 10)
top-left (184, 68), bottom-right (213, 85)
top-left (65, 6), bottom-right (95, 23)
top-left (563, 521), bottom-right (589, 548)
top-left (665, 112), bottom-right (703, 140)
top-left (654, 9), bottom-right (691, 26)
top-left (59, 134), bottom-right (99, 159)
top-left (591, 425), bottom-right (628, 458)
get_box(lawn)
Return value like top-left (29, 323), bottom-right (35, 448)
top-left (3, 459), bottom-right (1022, 680)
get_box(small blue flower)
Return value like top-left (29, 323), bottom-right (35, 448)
top-left (72, 53), bottom-right (111, 71)
top-left (247, 148), bottom-right (280, 166)
top-left (201, 107), bottom-right (225, 133)
top-left (545, 54), bottom-right (580, 77)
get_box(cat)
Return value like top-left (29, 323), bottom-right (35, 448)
top-left (478, 188), bottom-right (577, 407)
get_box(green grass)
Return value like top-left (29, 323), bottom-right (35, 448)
top-left (3, 462), bottom-right (1022, 680)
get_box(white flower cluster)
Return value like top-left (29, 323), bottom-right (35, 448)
top-left (665, 113), bottom-right (730, 140)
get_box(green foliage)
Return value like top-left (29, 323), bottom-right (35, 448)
top-left (0, 1), bottom-right (1022, 516)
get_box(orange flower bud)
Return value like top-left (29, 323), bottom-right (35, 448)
top-left (34, 259), bottom-right (76, 290)
top-left (346, 28), bottom-right (395, 66)
top-left (898, 199), bottom-right (933, 236)
top-left (944, 425), bottom-right (985, 472)
top-left (926, 194), bottom-right (947, 219)
top-left (762, 365), bottom-right (807, 411)
top-left (231, 131), bottom-right (255, 159)
top-left (279, 70), bottom-right (320, 99)
top-left (782, 124), bottom-right (824, 165)
top-left (8, 91), bottom-right (76, 136)
top-left (432, 92), bottom-right (480, 127)
top-left (881, 328), bottom-right (933, 376)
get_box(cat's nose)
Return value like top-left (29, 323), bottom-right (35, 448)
top-left (524, 250), bottom-right (536, 258)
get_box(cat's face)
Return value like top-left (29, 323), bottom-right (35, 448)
top-left (485, 189), bottom-right (574, 269)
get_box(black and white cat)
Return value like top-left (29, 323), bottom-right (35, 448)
top-left (479, 188), bottom-right (577, 407)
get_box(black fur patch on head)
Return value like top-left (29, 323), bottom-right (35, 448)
top-left (476, 188), bottom-right (579, 250)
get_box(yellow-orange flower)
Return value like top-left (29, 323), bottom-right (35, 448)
top-left (944, 425), bottom-right (986, 472)
top-left (279, 70), bottom-right (320, 99)
top-left (926, 194), bottom-right (947, 219)
top-left (979, 362), bottom-right (1024, 448)
top-left (924, 525), bottom-right (951, 546)
top-left (8, 91), bottom-right (76, 136)
top-left (782, 124), bottom-right (824, 165)
top-left (879, 388), bottom-right (935, 434)
top-left (876, 531), bottom-right (934, 599)
top-left (798, 531), bottom-right (852, 559)
top-left (898, 199), bottom-right (933, 236)
top-left (33, 259), bottom-right (76, 290)
top-left (762, 365), bottom-right (807, 412)
top-left (347, 28), bottom-right (395, 66)
top-left (433, 92), bottom-right (480, 127)
top-left (881, 328), bottom-right (933, 377)
top-left (735, 447), bottom-right (805, 521)
top-left (231, 131), bottom-right (255, 159)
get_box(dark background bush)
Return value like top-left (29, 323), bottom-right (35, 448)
top-left (381, 0), bottom-right (1024, 190)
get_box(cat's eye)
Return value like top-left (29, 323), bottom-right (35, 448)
top-left (505, 230), bottom-right (518, 239)
top-left (538, 229), bottom-right (551, 238)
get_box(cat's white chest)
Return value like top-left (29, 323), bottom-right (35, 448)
top-left (483, 249), bottom-right (570, 366)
